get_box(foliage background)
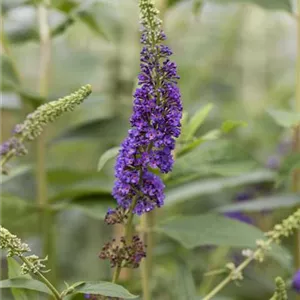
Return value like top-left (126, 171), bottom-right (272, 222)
top-left (1, 0), bottom-right (299, 299)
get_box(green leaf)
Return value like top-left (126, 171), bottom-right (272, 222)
top-left (0, 278), bottom-right (51, 295)
top-left (52, 117), bottom-right (128, 143)
top-left (206, 0), bottom-right (292, 12)
top-left (173, 260), bottom-right (196, 300)
top-left (65, 197), bottom-right (113, 220)
top-left (155, 214), bottom-right (265, 248)
top-left (267, 109), bottom-right (300, 128)
top-left (186, 103), bottom-right (214, 140)
top-left (217, 194), bottom-right (300, 213)
top-left (221, 120), bottom-right (247, 133)
top-left (178, 129), bottom-right (221, 157)
top-left (167, 0), bottom-right (182, 8)
top-left (1, 195), bottom-right (38, 234)
top-left (52, 0), bottom-right (78, 13)
top-left (1, 55), bottom-right (19, 86)
top-left (74, 281), bottom-right (138, 299)
top-left (155, 214), bottom-right (293, 267)
top-left (0, 165), bottom-right (32, 184)
top-left (171, 140), bottom-right (259, 184)
top-left (7, 258), bottom-right (34, 300)
top-left (51, 2), bottom-right (108, 40)
top-left (49, 177), bottom-right (113, 202)
top-left (97, 147), bottom-right (120, 172)
top-left (78, 11), bottom-right (108, 39)
top-left (165, 170), bottom-right (275, 205)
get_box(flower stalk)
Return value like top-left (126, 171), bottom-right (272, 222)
top-left (0, 85), bottom-right (92, 171)
top-left (203, 209), bottom-right (300, 300)
top-left (101, 0), bottom-right (182, 295)
top-left (0, 226), bottom-right (62, 300)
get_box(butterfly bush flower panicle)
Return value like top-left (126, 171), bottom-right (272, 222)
top-left (0, 226), bottom-right (31, 257)
top-left (110, 0), bottom-right (182, 217)
top-left (0, 226), bottom-right (48, 275)
top-left (99, 235), bottom-right (146, 269)
top-left (0, 85), bottom-right (92, 170)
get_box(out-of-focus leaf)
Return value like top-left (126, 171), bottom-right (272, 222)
top-left (49, 175), bottom-right (113, 202)
top-left (186, 103), bottom-right (214, 140)
top-left (172, 140), bottom-right (258, 182)
top-left (97, 147), bottom-right (120, 172)
top-left (165, 170), bottom-right (275, 205)
top-left (65, 197), bottom-right (113, 220)
top-left (52, 0), bottom-right (78, 13)
top-left (221, 120), bottom-right (247, 133)
top-left (167, 0), bottom-right (182, 8)
top-left (217, 194), bottom-right (300, 213)
top-left (206, 0), bottom-right (292, 12)
top-left (178, 129), bottom-right (221, 157)
top-left (51, 2), bottom-right (108, 40)
top-left (6, 26), bottom-right (38, 44)
top-left (155, 213), bottom-right (265, 248)
top-left (52, 117), bottom-right (128, 143)
top-left (78, 11), bottom-right (107, 39)
top-left (7, 258), bottom-right (37, 300)
top-left (74, 281), bottom-right (138, 299)
top-left (267, 109), bottom-right (300, 128)
top-left (173, 260), bottom-right (196, 300)
top-left (1, 194), bottom-right (38, 233)
top-left (0, 165), bottom-right (32, 184)
top-left (0, 278), bottom-right (51, 295)
top-left (155, 214), bottom-right (292, 267)
top-left (2, 69), bottom-right (44, 106)
top-left (1, 55), bottom-right (19, 86)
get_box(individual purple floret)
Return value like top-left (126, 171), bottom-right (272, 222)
top-left (292, 269), bottom-right (300, 293)
top-left (110, 0), bottom-right (182, 216)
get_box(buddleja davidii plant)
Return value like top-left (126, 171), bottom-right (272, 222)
top-left (97, 0), bottom-right (183, 288)
top-left (202, 208), bottom-right (300, 300)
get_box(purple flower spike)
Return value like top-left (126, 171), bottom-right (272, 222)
top-left (110, 0), bottom-right (182, 215)
top-left (292, 270), bottom-right (300, 293)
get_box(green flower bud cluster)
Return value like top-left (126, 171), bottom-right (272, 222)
top-left (0, 226), bottom-right (48, 274)
top-left (139, 0), bottom-right (162, 42)
top-left (266, 208), bottom-right (300, 243)
top-left (226, 263), bottom-right (243, 281)
top-left (20, 255), bottom-right (48, 275)
top-left (1, 84), bottom-right (92, 172)
top-left (270, 277), bottom-right (288, 300)
top-left (14, 84), bottom-right (92, 141)
top-left (0, 226), bottom-right (30, 257)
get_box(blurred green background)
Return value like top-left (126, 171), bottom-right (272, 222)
top-left (1, 0), bottom-right (300, 299)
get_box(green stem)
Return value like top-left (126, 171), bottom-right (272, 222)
top-left (202, 242), bottom-right (271, 300)
top-left (199, 247), bottom-right (230, 295)
top-left (295, 2), bottom-right (300, 299)
top-left (112, 196), bottom-right (138, 283)
top-left (140, 213), bottom-right (152, 300)
top-left (20, 256), bottom-right (61, 300)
